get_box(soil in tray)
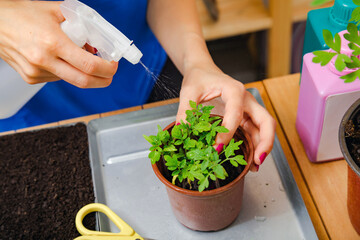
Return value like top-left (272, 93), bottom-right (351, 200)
top-left (0, 123), bottom-right (95, 239)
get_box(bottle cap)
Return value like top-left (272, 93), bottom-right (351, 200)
top-left (330, 0), bottom-right (358, 27)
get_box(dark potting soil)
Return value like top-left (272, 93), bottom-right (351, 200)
top-left (345, 110), bottom-right (360, 167)
top-left (0, 123), bottom-right (95, 240)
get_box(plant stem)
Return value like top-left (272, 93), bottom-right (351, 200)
top-left (220, 158), bottom-right (229, 165)
top-left (215, 179), bottom-right (220, 189)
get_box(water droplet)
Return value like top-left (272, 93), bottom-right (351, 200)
top-left (139, 60), bottom-right (179, 99)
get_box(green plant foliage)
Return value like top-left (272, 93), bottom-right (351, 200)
top-left (312, 12), bottom-right (360, 82)
top-left (340, 69), bottom-right (360, 82)
top-left (143, 100), bottom-right (246, 192)
top-left (312, 51), bottom-right (337, 66)
top-left (323, 30), bottom-right (341, 53)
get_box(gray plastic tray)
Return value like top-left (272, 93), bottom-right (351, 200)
top-left (87, 88), bottom-right (318, 240)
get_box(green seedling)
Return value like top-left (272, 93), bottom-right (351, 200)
top-left (143, 100), bottom-right (247, 192)
top-left (312, 0), bottom-right (360, 82)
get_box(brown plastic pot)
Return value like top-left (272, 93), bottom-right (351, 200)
top-left (152, 121), bottom-right (254, 231)
top-left (339, 98), bottom-right (360, 235)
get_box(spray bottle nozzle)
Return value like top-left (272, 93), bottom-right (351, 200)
top-left (60, 0), bottom-right (143, 64)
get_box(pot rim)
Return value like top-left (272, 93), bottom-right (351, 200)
top-left (151, 121), bottom-right (254, 197)
top-left (339, 98), bottom-right (360, 177)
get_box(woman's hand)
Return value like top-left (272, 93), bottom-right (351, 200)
top-left (176, 64), bottom-right (276, 172)
top-left (147, 0), bottom-right (275, 171)
top-left (0, 1), bottom-right (118, 88)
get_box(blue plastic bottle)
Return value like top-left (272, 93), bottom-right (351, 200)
top-left (302, 0), bottom-right (357, 56)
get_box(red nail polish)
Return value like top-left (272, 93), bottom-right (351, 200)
top-left (255, 164), bottom-right (259, 172)
top-left (259, 152), bottom-right (267, 165)
top-left (216, 143), bottom-right (224, 154)
top-left (176, 123), bottom-right (180, 125)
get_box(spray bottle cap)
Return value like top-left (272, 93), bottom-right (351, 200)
top-left (330, 0), bottom-right (358, 27)
top-left (60, 0), bottom-right (143, 64)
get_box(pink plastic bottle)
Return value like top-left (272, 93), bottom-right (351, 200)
top-left (296, 30), bottom-right (360, 162)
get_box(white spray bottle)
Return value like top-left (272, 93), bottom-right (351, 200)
top-left (0, 0), bottom-right (142, 120)
top-left (60, 0), bottom-right (143, 63)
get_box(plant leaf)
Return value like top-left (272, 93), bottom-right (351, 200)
top-left (198, 176), bottom-right (209, 192)
top-left (194, 121), bottom-right (211, 133)
top-left (202, 105), bottom-right (214, 114)
top-left (192, 170), bottom-right (204, 181)
top-left (312, 51), bottom-right (337, 66)
top-left (345, 56), bottom-right (360, 69)
top-left (171, 125), bottom-right (182, 139)
top-left (214, 126), bottom-right (229, 133)
top-left (350, 7), bottom-right (360, 24)
top-left (349, 43), bottom-right (360, 56)
top-left (211, 119), bottom-right (222, 128)
top-left (334, 54), bottom-right (352, 72)
top-left (201, 160), bottom-right (210, 171)
top-left (344, 23), bottom-right (360, 45)
top-left (148, 151), bottom-right (161, 164)
top-left (225, 139), bottom-right (242, 158)
top-left (323, 30), bottom-right (341, 53)
top-left (189, 100), bottom-right (197, 109)
top-left (213, 165), bottom-right (226, 179)
top-left (157, 128), bottom-right (170, 143)
top-left (230, 159), bottom-right (238, 167)
top-left (233, 155), bottom-right (247, 165)
top-left (205, 132), bottom-right (214, 145)
top-left (354, 0), bottom-right (360, 5)
top-left (179, 159), bottom-right (187, 168)
top-left (143, 134), bottom-right (156, 145)
top-left (184, 138), bottom-right (197, 149)
top-left (163, 144), bottom-right (177, 152)
top-left (186, 149), bottom-right (205, 160)
top-left (340, 69), bottom-right (360, 82)
top-left (209, 173), bottom-right (216, 181)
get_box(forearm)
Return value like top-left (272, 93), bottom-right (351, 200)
top-left (147, 0), bottom-right (215, 75)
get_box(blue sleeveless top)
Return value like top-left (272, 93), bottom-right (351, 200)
top-left (0, 0), bottom-right (167, 132)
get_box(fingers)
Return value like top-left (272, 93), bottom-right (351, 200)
top-left (243, 92), bottom-right (276, 169)
top-left (214, 84), bottom-right (245, 147)
top-left (240, 116), bottom-right (260, 172)
top-left (48, 58), bottom-right (113, 88)
top-left (56, 33), bottom-right (118, 79)
top-left (5, 42), bottom-right (112, 88)
top-left (4, 48), bottom-right (57, 82)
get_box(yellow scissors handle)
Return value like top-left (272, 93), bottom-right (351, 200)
top-left (75, 203), bottom-right (144, 240)
top-left (74, 236), bottom-right (143, 240)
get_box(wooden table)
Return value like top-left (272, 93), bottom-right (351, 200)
top-left (264, 73), bottom-right (359, 240)
top-left (3, 75), bottom-right (357, 239)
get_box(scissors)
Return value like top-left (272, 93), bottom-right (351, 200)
top-left (74, 203), bottom-right (153, 240)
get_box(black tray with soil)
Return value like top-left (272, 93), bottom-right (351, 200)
top-left (0, 123), bottom-right (95, 240)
